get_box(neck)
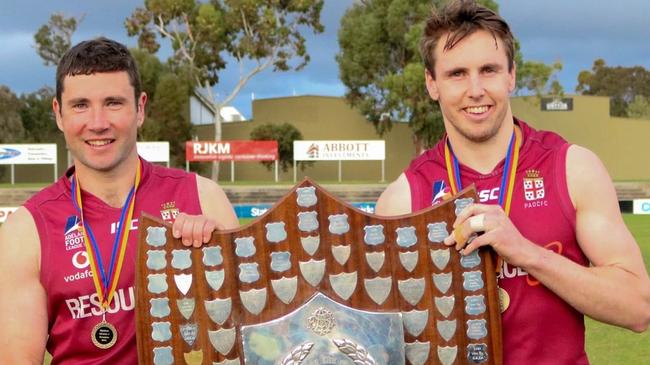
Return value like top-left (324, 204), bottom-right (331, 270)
top-left (446, 117), bottom-right (515, 174)
top-left (73, 155), bottom-right (140, 208)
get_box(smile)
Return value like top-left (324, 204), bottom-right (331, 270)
top-left (86, 139), bottom-right (115, 147)
top-left (464, 105), bottom-right (490, 114)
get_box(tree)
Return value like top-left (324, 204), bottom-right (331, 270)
top-left (576, 59), bottom-right (650, 117)
top-left (34, 13), bottom-right (83, 66)
top-left (337, 0), bottom-right (563, 151)
top-left (0, 86), bottom-right (25, 143)
top-left (140, 71), bottom-right (194, 168)
top-left (125, 0), bottom-right (325, 180)
top-left (19, 87), bottom-right (59, 143)
top-left (250, 123), bottom-right (311, 173)
top-left (627, 95), bottom-right (650, 120)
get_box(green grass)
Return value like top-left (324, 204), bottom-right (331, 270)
top-left (42, 215), bottom-right (650, 364)
top-left (585, 214), bottom-right (650, 364)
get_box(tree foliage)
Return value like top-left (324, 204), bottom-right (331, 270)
top-left (249, 122), bottom-right (311, 172)
top-left (19, 87), bottom-right (59, 143)
top-left (627, 95), bottom-right (650, 120)
top-left (337, 0), bottom-right (563, 150)
top-left (576, 59), bottom-right (650, 117)
top-left (0, 86), bottom-right (25, 143)
top-left (34, 13), bottom-right (83, 66)
top-left (125, 0), bottom-right (325, 180)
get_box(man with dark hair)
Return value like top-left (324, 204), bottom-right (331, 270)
top-left (0, 37), bottom-right (239, 364)
top-left (377, 1), bottom-right (650, 363)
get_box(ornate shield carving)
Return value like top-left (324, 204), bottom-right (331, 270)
top-left (136, 180), bottom-right (502, 364)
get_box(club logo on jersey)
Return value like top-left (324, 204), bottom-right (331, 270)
top-left (432, 180), bottom-right (452, 205)
top-left (523, 169), bottom-right (545, 201)
top-left (160, 201), bottom-right (180, 222)
top-left (64, 215), bottom-right (84, 251)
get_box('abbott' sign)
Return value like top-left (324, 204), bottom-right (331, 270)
top-left (541, 98), bottom-right (573, 111)
top-left (293, 140), bottom-right (385, 161)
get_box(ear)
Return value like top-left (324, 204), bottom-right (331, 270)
top-left (136, 91), bottom-right (148, 128)
top-left (425, 69), bottom-right (440, 101)
top-left (52, 98), bottom-right (64, 132)
top-left (508, 62), bottom-right (517, 93)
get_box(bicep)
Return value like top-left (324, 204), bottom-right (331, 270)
top-left (0, 208), bottom-right (48, 363)
top-left (196, 176), bottom-right (239, 230)
top-left (568, 146), bottom-right (646, 271)
top-left (375, 174), bottom-right (412, 216)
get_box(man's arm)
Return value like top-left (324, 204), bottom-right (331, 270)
top-left (450, 145), bottom-right (650, 331)
top-left (0, 208), bottom-right (48, 364)
top-left (172, 175), bottom-right (239, 247)
top-left (375, 173), bottom-right (412, 216)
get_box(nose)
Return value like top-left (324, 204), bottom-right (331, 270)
top-left (467, 74), bottom-right (485, 99)
top-left (87, 107), bottom-right (110, 132)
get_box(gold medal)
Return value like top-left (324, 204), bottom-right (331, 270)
top-left (91, 319), bottom-right (118, 349)
top-left (498, 286), bottom-right (510, 313)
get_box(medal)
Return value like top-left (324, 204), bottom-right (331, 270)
top-left (71, 160), bottom-right (142, 349)
top-left (91, 312), bottom-right (118, 349)
top-left (498, 287), bottom-right (510, 313)
top-left (444, 125), bottom-right (521, 309)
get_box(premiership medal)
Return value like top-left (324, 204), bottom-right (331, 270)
top-left (91, 313), bottom-right (118, 349)
top-left (445, 126), bottom-right (521, 308)
top-left (71, 160), bottom-right (142, 349)
top-left (498, 287), bottom-right (511, 313)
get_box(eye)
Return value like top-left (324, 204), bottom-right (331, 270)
top-left (449, 70), bottom-right (465, 78)
top-left (72, 103), bottom-right (88, 111)
top-left (106, 100), bottom-right (124, 110)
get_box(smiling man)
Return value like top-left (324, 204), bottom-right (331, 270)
top-left (0, 38), bottom-right (239, 364)
top-left (376, 1), bottom-right (650, 364)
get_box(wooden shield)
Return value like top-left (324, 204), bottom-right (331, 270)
top-left (136, 178), bottom-right (502, 365)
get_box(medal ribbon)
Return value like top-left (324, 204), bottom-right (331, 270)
top-left (71, 161), bottom-right (141, 310)
top-left (444, 127), bottom-right (521, 270)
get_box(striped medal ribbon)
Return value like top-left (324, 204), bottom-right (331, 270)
top-left (71, 160), bottom-right (141, 349)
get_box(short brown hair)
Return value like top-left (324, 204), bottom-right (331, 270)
top-left (420, 0), bottom-right (515, 78)
top-left (56, 37), bottom-right (141, 108)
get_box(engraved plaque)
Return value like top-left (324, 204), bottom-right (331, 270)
top-left (136, 181), bottom-right (501, 365)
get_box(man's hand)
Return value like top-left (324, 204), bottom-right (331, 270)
top-left (172, 213), bottom-right (222, 247)
top-left (443, 203), bottom-right (537, 267)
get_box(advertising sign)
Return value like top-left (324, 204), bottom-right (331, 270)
top-left (0, 207), bottom-right (18, 223)
top-left (137, 142), bottom-right (170, 164)
top-left (186, 141), bottom-right (278, 162)
top-left (0, 144), bottom-right (57, 165)
top-left (633, 199), bottom-right (650, 214)
top-left (293, 140), bottom-right (385, 161)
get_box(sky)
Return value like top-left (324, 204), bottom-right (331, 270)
top-left (1, 0), bottom-right (649, 119)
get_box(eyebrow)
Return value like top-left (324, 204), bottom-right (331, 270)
top-left (66, 97), bottom-right (89, 106)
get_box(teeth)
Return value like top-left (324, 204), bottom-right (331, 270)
top-left (87, 140), bottom-right (112, 146)
top-left (466, 106), bottom-right (488, 114)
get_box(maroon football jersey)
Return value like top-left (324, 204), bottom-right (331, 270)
top-left (406, 120), bottom-right (590, 364)
top-left (24, 158), bottom-right (202, 365)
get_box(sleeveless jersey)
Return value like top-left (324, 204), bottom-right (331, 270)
top-left (24, 158), bottom-right (203, 365)
top-left (405, 120), bottom-right (590, 364)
